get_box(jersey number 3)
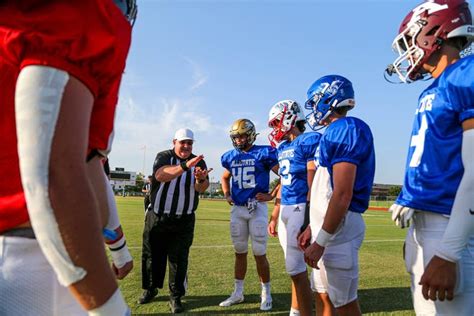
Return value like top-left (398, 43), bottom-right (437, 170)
top-left (232, 166), bottom-right (256, 189)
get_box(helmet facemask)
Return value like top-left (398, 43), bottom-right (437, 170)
top-left (267, 101), bottom-right (303, 147)
top-left (391, 22), bottom-right (426, 83)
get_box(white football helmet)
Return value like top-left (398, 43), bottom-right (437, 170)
top-left (267, 100), bottom-right (305, 147)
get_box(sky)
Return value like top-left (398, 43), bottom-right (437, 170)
top-left (109, 0), bottom-right (438, 185)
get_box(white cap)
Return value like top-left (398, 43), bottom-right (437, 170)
top-left (174, 128), bottom-right (194, 141)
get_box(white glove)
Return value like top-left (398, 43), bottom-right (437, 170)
top-left (389, 203), bottom-right (415, 229)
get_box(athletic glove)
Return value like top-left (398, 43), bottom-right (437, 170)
top-left (389, 203), bottom-right (415, 229)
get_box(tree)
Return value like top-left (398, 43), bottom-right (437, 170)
top-left (388, 185), bottom-right (402, 197)
top-left (131, 174), bottom-right (144, 193)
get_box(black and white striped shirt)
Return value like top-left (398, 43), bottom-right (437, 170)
top-left (150, 149), bottom-right (207, 217)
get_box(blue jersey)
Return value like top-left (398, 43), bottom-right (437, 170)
top-left (221, 145), bottom-right (278, 206)
top-left (278, 132), bottom-right (321, 205)
top-left (396, 55), bottom-right (474, 215)
top-left (318, 117), bottom-right (375, 213)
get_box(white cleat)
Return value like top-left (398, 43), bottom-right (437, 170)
top-left (219, 293), bottom-right (244, 307)
top-left (260, 295), bottom-right (272, 311)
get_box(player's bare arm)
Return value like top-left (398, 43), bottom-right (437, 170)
top-left (16, 72), bottom-right (119, 310)
top-left (221, 169), bottom-right (234, 205)
top-left (268, 184), bottom-right (281, 237)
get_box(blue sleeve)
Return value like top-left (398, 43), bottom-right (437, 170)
top-left (262, 146), bottom-right (279, 169)
top-left (221, 153), bottom-right (230, 170)
top-left (446, 59), bottom-right (474, 123)
top-left (321, 124), bottom-right (371, 167)
top-left (301, 133), bottom-right (320, 162)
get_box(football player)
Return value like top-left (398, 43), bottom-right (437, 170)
top-left (219, 119), bottom-right (279, 311)
top-left (385, 0), bottom-right (474, 314)
top-left (0, 1), bottom-right (136, 315)
top-left (300, 75), bottom-right (375, 316)
top-left (267, 100), bottom-right (321, 316)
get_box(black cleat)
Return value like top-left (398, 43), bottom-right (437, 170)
top-left (169, 297), bottom-right (184, 313)
top-left (138, 288), bottom-right (158, 304)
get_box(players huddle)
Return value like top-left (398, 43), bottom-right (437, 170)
top-left (0, 0), bottom-right (472, 315)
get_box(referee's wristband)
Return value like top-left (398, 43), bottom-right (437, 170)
top-left (315, 229), bottom-right (333, 247)
top-left (180, 161), bottom-right (189, 171)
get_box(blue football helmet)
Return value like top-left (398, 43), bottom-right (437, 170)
top-left (304, 75), bottom-right (355, 130)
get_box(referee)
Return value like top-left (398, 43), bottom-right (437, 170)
top-left (139, 128), bottom-right (212, 314)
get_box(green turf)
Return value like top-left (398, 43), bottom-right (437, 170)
top-left (115, 197), bottom-right (414, 315)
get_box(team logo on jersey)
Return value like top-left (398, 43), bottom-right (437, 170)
top-left (231, 159), bottom-right (255, 167)
top-left (416, 93), bottom-right (435, 114)
top-left (278, 149), bottom-right (295, 160)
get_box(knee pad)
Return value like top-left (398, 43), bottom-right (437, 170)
top-left (231, 222), bottom-right (248, 254)
top-left (15, 65), bottom-right (86, 286)
top-left (250, 220), bottom-right (267, 256)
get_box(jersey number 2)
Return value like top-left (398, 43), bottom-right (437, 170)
top-left (279, 159), bottom-right (292, 185)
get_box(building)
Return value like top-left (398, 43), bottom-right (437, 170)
top-left (109, 167), bottom-right (137, 193)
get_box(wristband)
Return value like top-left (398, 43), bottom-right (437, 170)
top-left (108, 235), bottom-right (133, 268)
top-left (180, 161), bottom-right (189, 171)
top-left (88, 288), bottom-right (130, 316)
top-left (315, 228), bottom-right (333, 247)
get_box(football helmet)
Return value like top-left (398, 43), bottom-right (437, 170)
top-left (304, 75), bottom-right (355, 130)
top-left (230, 119), bottom-right (258, 150)
top-left (267, 100), bottom-right (305, 147)
top-left (387, 0), bottom-right (473, 83)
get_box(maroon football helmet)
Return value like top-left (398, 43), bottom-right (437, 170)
top-left (388, 0), bottom-right (473, 83)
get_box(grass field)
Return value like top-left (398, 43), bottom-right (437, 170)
top-left (115, 197), bottom-right (415, 316)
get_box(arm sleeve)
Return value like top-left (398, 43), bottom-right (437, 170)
top-left (435, 129), bottom-right (474, 262)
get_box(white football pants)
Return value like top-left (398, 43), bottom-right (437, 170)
top-left (406, 211), bottom-right (474, 316)
top-left (0, 236), bottom-right (86, 316)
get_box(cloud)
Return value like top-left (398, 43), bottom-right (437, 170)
top-left (109, 95), bottom-right (225, 174)
top-left (183, 56), bottom-right (209, 92)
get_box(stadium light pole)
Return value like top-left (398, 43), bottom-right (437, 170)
top-left (140, 145), bottom-right (147, 176)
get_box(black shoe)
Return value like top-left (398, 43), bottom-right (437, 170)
top-left (169, 297), bottom-right (184, 313)
top-left (138, 288), bottom-right (158, 304)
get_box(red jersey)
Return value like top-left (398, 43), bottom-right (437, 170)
top-left (0, 0), bottom-right (132, 232)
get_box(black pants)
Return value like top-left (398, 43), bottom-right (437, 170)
top-left (144, 195), bottom-right (150, 212)
top-left (141, 210), bottom-right (195, 299)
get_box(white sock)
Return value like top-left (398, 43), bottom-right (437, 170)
top-left (290, 307), bottom-right (300, 316)
top-left (261, 282), bottom-right (271, 297)
top-left (234, 279), bottom-right (244, 295)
